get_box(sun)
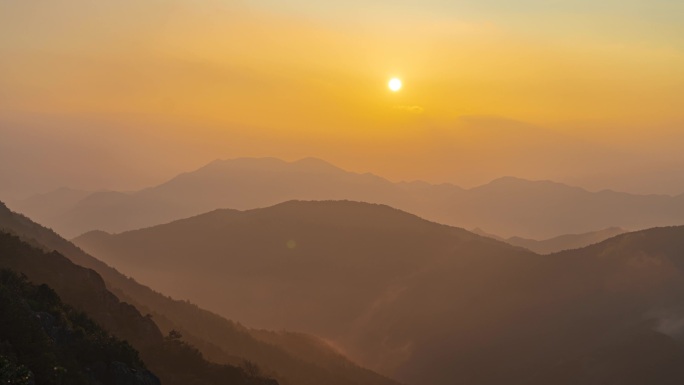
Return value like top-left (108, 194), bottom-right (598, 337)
top-left (388, 78), bottom-right (402, 92)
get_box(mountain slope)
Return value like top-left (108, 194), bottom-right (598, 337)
top-left (75, 200), bottom-right (519, 338)
top-left (14, 157), bottom-right (417, 238)
top-left (0, 267), bottom-right (157, 385)
top-left (0, 201), bottom-right (400, 385)
top-left (13, 157), bottom-right (684, 239)
top-left (0, 230), bottom-right (279, 385)
top-left (74, 200), bottom-right (684, 385)
top-left (11, 187), bottom-right (91, 229)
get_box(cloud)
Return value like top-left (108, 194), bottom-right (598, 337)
top-left (393, 105), bottom-right (425, 114)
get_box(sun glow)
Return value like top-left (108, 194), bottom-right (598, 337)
top-left (389, 78), bottom-right (402, 92)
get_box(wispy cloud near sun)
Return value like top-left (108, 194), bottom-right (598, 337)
top-left (393, 105), bottom-right (425, 114)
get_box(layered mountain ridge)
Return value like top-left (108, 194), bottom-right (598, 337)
top-left (0, 201), bottom-right (401, 385)
top-left (73, 199), bottom-right (684, 385)
top-left (12, 157), bottom-right (684, 239)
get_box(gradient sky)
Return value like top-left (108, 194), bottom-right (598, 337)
top-left (1, 0), bottom-right (683, 199)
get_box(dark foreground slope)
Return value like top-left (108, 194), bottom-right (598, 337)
top-left (0, 268), bottom-right (157, 385)
top-left (0, 201), bottom-right (400, 385)
top-left (0, 231), bottom-right (276, 385)
top-left (75, 200), bottom-right (684, 385)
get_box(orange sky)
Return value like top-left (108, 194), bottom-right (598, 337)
top-left (1, 0), bottom-right (683, 198)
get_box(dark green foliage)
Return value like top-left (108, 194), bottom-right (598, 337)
top-left (0, 356), bottom-right (34, 385)
top-left (0, 228), bottom-right (279, 385)
top-left (0, 269), bottom-right (149, 385)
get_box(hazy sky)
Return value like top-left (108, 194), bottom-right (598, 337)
top-left (1, 0), bottom-right (683, 199)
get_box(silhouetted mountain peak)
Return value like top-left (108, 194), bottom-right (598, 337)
top-left (77, 190), bottom-right (131, 206)
top-left (17, 156), bottom-right (684, 240)
top-left (198, 157), bottom-right (345, 174)
top-left (19, 186), bottom-right (89, 200)
top-left (479, 176), bottom-right (583, 191)
top-left (235, 200), bottom-right (459, 232)
top-left (151, 157), bottom-right (354, 198)
top-left (477, 226), bottom-right (629, 254)
top-left (83, 200), bottom-right (459, 241)
top-left (556, 225), bottom-right (684, 256)
top-left (76, 229), bottom-right (113, 242)
top-left (209, 157), bottom-right (288, 169)
top-left (293, 157), bottom-right (346, 173)
top-left (471, 227), bottom-right (505, 241)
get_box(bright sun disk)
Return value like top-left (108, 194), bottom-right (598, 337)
top-left (389, 78), bottom-right (402, 92)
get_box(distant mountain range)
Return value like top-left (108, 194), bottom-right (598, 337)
top-left (473, 227), bottom-right (627, 254)
top-left (0, 201), bottom-right (400, 385)
top-left (74, 199), bottom-right (684, 385)
top-left (11, 157), bottom-right (684, 239)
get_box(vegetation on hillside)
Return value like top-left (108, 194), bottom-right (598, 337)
top-left (0, 268), bottom-right (156, 385)
top-left (0, 201), bottom-right (399, 385)
top-left (0, 230), bottom-right (278, 385)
